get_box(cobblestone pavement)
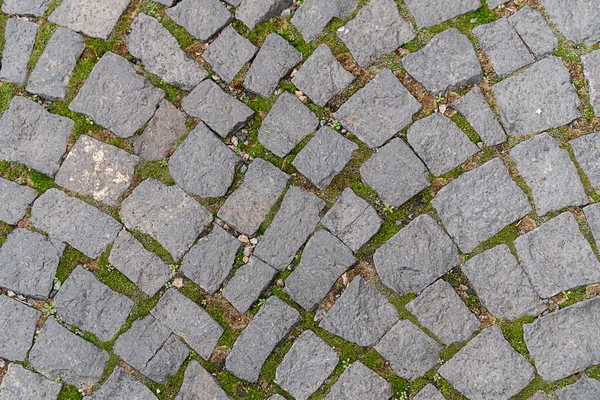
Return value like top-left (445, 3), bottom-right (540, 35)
top-left (0, 0), bottom-right (599, 399)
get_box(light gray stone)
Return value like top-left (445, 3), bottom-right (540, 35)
top-left (222, 256), bottom-right (277, 313)
top-left (0, 364), bottom-right (61, 400)
top-left (584, 202), bottom-right (600, 247)
top-left (572, 132), bottom-right (600, 191)
top-left (582, 50), bottom-right (600, 117)
top-left (90, 367), bottom-right (157, 399)
top-left (165, 0), bottom-right (232, 42)
top-left (2, 0), bottom-right (50, 17)
top-left (176, 360), bottom-right (232, 400)
top-left (325, 362), bottom-right (392, 400)
top-left (451, 86), bottom-right (506, 146)
top-left (540, 0), bottom-right (600, 45)
top-left (291, 0), bottom-right (357, 42)
top-left (0, 19), bottom-right (38, 85)
top-left (268, 396), bottom-right (286, 400)
top-left (0, 296), bottom-right (40, 361)
top-left (203, 26), bottom-right (257, 83)
top-left (0, 178), bottom-right (37, 225)
top-left (413, 385), bottom-right (445, 400)
top-left (405, 0), bottom-right (481, 28)
top-left (557, 377), bottom-right (600, 400)
top-left (49, 0), bottom-right (130, 39)
top-left (529, 392), bottom-right (554, 400)
top-left (236, 0), bottom-right (292, 30)
top-left (508, 6), bottom-right (558, 60)
top-left (487, 0), bottom-right (508, 8)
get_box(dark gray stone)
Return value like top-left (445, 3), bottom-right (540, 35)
top-left (49, 0), bottom-right (130, 39)
top-left (374, 215), bottom-right (459, 295)
top-left (176, 360), bottom-right (232, 400)
top-left (0, 19), bottom-right (38, 85)
top-left (0, 364), bottom-right (61, 400)
top-left (254, 186), bottom-right (325, 270)
top-left (291, 0), bottom-right (357, 42)
top-left (493, 56), bottom-right (581, 136)
top-left (584, 202), bottom-right (600, 247)
top-left (225, 296), bottom-right (301, 382)
top-left (90, 367), bottom-right (157, 399)
top-left (182, 80), bottom-right (254, 138)
top-left (0, 296), bottom-right (40, 361)
top-left (557, 377), bottom-right (600, 400)
top-left (69, 52), bottom-right (164, 139)
top-left (0, 96), bottom-right (72, 176)
top-left (403, 28), bottom-right (482, 95)
top-left (0, 178), bottom-right (37, 225)
top-left (29, 318), bottom-right (109, 387)
top-left (325, 361), bottom-right (392, 400)
top-left (285, 229), bottom-right (357, 310)
top-left (451, 86), bottom-right (506, 146)
top-left (258, 92), bottom-right (319, 157)
top-left (540, 0), bottom-right (600, 45)
top-left (334, 68), bottom-right (421, 149)
top-left (119, 179), bottom-right (213, 261)
top-left (30, 188), bottom-right (122, 259)
top-left (360, 139), bottom-right (429, 207)
top-left (243, 33), bottom-right (302, 97)
top-left (510, 133), bottom-right (587, 215)
top-left (150, 289), bottom-right (223, 359)
top-left (203, 26), bottom-right (257, 83)
top-left (515, 212), bottom-right (600, 299)
top-left (413, 385), bottom-right (445, 400)
top-left (405, 0), bottom-right (481, 28)
top-left (126, 14), bottom-right (207, 91)
top-left (375, 320), bottom-right (442, 380)
top-left (582, 50), bottom-right (600, 117)
top-left (319, 276), bottom-right (398, 346)
top-left (508, 6), bottom-right (558, 60)
top-left (168, 122), bottom-right (240, 198)
top-left (165, 0), bottom-right (232, 42)
top-left (2, 0), bottom-right (50, 17)
top-left (431, 158), bottom-right (531, 253)
top-left (439, 325), bottom-right (535, 400)
top-left (222, 256), bottom-right (277, 313)
top-left (217, 158), bottom-right (290, 236)
top-left (26, 27), bottom-right (85, 101)
top-left (236, 0), bottom-right (292, 30)
top-left (292, 45), bottom-right (354, 107)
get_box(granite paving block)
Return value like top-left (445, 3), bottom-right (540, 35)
top-left (584, 203), bottom-right (600, 246)
top-left (529, 392), bottom-right (554, 400)
top-left (292, 0), bottom-right (357, 42)
top-left (177, 360), bottom-right (232, 400)
top-left (89, 367), bottom-right (157, 399)
top-left (582, 50), bottom-right (600, 117)
top-left (405, 0), bottom-right (481, 28)
top-left (540, 0), bottom-right (600, 45)
top-left (451, 86), bottom-right (506, 146)
top-left (508, 6), bottom-right (558, 60)
top-left (413, 385), bottom-right (445, 400)
top-left (49, 0), bottom-right (130, 39)
top-left (0, 296), bottom-right (40, 361)
top-left (556, 377), bottom-right (600, 400)
top-left (2, 0), bottom-right (50, 17)
top-left (325, 362), bottom-right (392, 400)
top-left (0, 178), bottom-right (37, 225)
top-left (0, 364), bottom-right (61, 400)
top-left (236, 0), bottom-right (292, 30)
top-left (203, 26), bottom-right (257, 83)
top-left (165, 0), bottom-right (232, 42)
top-left (222, 256), bottom-right (277, 313)
top-left (0, 18), bottom-right (38, 85)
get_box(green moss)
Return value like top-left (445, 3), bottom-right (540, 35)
top-left (467, 223), bottom-right (520, 259)
top-left (28, 23), bottom-right (59, 70)
top-left (499, 317), bottom-right (534, 359)
top-left (54, 247), bottom-right (90, 283)
top-left (0, 220), bottom-right (14, 247)
top-left (135, 159), bottom-right (175, 186)
top-left (57, 385), bottom-right (83, 400)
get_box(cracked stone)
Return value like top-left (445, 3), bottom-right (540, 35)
top-left (325, 362), bottom-right (392, 400)
top-left (236, 0), bottom-right (292, 30)
top-left (508, 6), bottom-right (558, 60)
top-left (222, 256), bottom-right (277, 314)
top-left (451, 86), bottom-right (506, 146)
top-left (90, 367), bottom-right (157, 399)
top-left (176, 360), bottom-right (232, 400)
top-left (0, 18), bottom-right (38, 85)
top-left (48, 0), bottom-right (129, 39)
top-left (0, 295), bottom-right (40, 361)
top-left (404, 0), bottom-right (481, 28)
top-left (582, 49), bottom-right (600, 117)
top-left (165, 0), bottom-right (232, 42)
top-left (0, 178), bottom-right (37, 225)
top-left (0, 364), bottom-right (61, 400)
top-left (203, 26), bottom-right (257, 83)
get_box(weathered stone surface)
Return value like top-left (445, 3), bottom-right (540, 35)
top-left (49, 0), bottom-right (129, 39)
top-left (254, 186), bottom-right (325, 270)
top-left (176, 360), bottom-right (232, 400)
top-left (30, 188), bottom-right (121, 259)
top-left (407, 113), bottom-right (479, 176)
top-left (325, 362), bottom-right (392, 400)
top-left (319, 277), bottom-right (398, 346)
top-left (338, 0), bottom-right (414, 66)
top-left (508, 6), bottom-right (558, 60)
top-left (576, 126), bottom-right (600, 186)
top-left (510, 133), bottom-right (587, 215)
top-left (529, 392), bottom-right (554, 400)
top-left (584, 203), bottom-right (600, 246)
top-left (258, 92), bottom-right (319, 157)
top-left (226, 296), bottom-right (301, 382)
top-left (451, 86), bottom-right (506, 146)
top-left (2, 0), bottom-right (50, 17)
top-left (0, 96), bottom-right (72, 176)
top-left (540, 0), bottom-right (600, 45)
top-left (90, 367), bottom-right (157, 399)
top-left (291, 0), bottom-right (357, 42)
top-left (487, 0), bottom-right (508, 8)
top-left (403, 29), bottom-right (482, 95)
top-left (126, 14), bottom-right (207, 91)
top-left (182, 80), bottom-right (254, 138)
top-left (413, 385), bottom-right (445, 400)
top-left (165, 0), bottom-right (232, 42)
top-left (334, 68), bottom-right (421, 148)
top-left (26, 27), bottom-right (85, 101)
top-left (0, 19), bottom-right (37, 85)
top-left (275, 331), bottom-right (338, 400)
top-left (243, 33), bottom-right (302, 97)
top-left (494, 56), bottom-right (581, 136)
top-left (109, 230), bottom-right (174, 297)
top-left (204, 26), bottom-right (257, 83)
top-left (405, 0), bottom-right (481, 28)
top-left (439, 325), bottom-right (535, 400)
top-left (168, 122), bottom-right (240, 198)
top-left (218, 158), bottom-right (290, 236)
top-left (285, 229), bottom-right (357, 310)
top-left (120, 179), bottom-right (213, 260)
top-left (462, 245), bottom-right (544, 320)
top-left (150, 289), bottom-right (223, 359)
top-left (556, 377), bottom-right (600, 400)
top-left (374, 215), bottom-right (459, 295)
top-left (268, 396), bottom-right (286, 400)
top-left (524, 297), bottom-right (600, 382)
top-left (375, 320), bottom-right (442, 380)
top-left (29, 318), bottom-right (109, 387)
top-left (0, 229), bottom-right (63, 299)
top-left (431, 158), bottom-right (531, 253)
top-left (292, 126), bottom-right (358, 189)
top-left (582, 50), bottom-right (600, 117)
top-left (0, 178), bottom-right (37, 225)
top-left (70, 52), bottom-right (164, 139)
top-left (223, 0), bottom-right (242, 6)
top-left (236, 0), bottom-right (292, 30)
top-left (360, 139), bottom-right (429, 207)
top-left (292, 45), bottom-right (354, 106)
top-left (515, 212), bottom-right (600, 299)
top-left (222, 256), bottom-right (277, 313)
top-left (0, 296), bottom-right (40, 361)
top-left (0, 364), bottom-right (61, 400)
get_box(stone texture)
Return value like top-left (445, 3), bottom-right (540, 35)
top-left (540, 0), bottom-right (600, 45)
top-left (90, 367), bottom-right (157, 399)
top-left (413, 385), bottom-right (445, 400)
top-left (0, 178), bottom-right (37, 225)
top-left (451, 86), bottom-right (506, 146)
top-left (516, 212), bottom-right (600, 299)
top-left (319, 277), bottom-right (398, 346)
top-left (176, 360), bottom-right (232, 400)
top-left (126, 13), bottom-right (207, 91)
top-left (510, 133), bottom-right (587, 215)
top-left (360, 139), bottom-right (429, 207)
top-left (0, 96), bottom-right (72, 177)
top-left (182, 80), bottom-right (254, 138)
top-left (222, 256), bottom-right (277, 313)
top-left (165, 0), bottom-right (232, 42)
top-left (2, 0), bottom-right (50, 16)
top-left (508, 6), bottom-right (558, 60)
top-left (203, 26), bottom-right (257, 83)
top-left (243, 33), bottom-right (302, 97)
top-left (292, 45), bottom-right (354, 106)
top-left (582, 50), bottom-right (600, 117)
top-left (403, 28), bottom-right (482, 95)
top-left (69, 52), bottom-right (164, 139)
top-left (218, 158), bottom-right (290, 236)
top-left (226, 296), bottom-right (301, 382)
top-left (275, 331), bottom-right (338, 400)
top-left (285, 229), bottom-right (357, 310)
top-left (30, 188), bottom-right (122, 259)
top-left (431, 158), bottom-right (531, 253)
top-left (405, 0), bottom-right (481, 28)
top-left (236, 0), bottom-right (292, 30)
top-left (556, 377), bottom-right (600, 400)
top-left (374, 214), bottom-right (459, 295)
top-left (334, 68), bottom-right (421, 148)
top-left (584, 202), bottom-right (600, 246)
top-left (338, 0), bottom-right (415, 66)
top-left (0, 364), bottom-right (61, 400)
top-left (325, 362), bottom-right (392, 400)
top-left (168, 122), bottom-right (239, 198)
top-left (291, 0), bottom-right (358, 42)
top-left (0, 19), bottom-right (38, 85)
top-left (439, 325), bottom-right (535, 400)
top-left (529, 392), bottom-right (554, 400)
top-left (258, 92), bottom-right (319, 157)
top-left (120, 179), bottom-right (213, 260)
top-left (375, 320), bottom-right (442, 380)
top-left (26, 27), bottom-right (85, 101)
top-left (49, 0), bottom-right (130, 39)
top-left (292, 126), bottom-right (358, 189)
top-left (0, 296), bottom-right (40, 361)
top-left (493, 56), bottom-right (581, 136)
top-left (254, 186), bottom-right (325, 270)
